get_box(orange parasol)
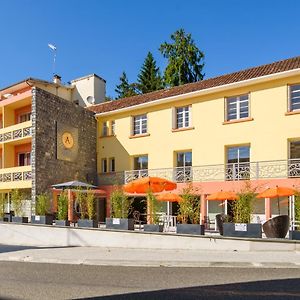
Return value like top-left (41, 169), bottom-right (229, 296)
top-left (156, 192), bottom-right (183, 202)
top-left (256, 186), bottom-right (295, 199)
top-left (123, 177), bottom-right (177, 194)
top-left (207, 191), bottom-right (238, 201)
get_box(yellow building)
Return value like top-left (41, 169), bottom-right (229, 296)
top-left (92, 56), bottom-right (300, 223)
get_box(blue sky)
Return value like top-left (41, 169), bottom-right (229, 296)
top-left (0, 0), bottom-right (300, 98)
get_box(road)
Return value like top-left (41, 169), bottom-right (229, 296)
top-left (0, 262), bottom-right (300, 299)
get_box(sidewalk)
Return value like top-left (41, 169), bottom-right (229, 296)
top-left (0, 245), bottom-right (300, 268)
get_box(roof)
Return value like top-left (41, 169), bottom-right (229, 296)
top-left (70, 73), bottom-right (106, 83)
top-left (90, 56), bottom-right (300, 114)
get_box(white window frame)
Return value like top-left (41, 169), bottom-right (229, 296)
top-left (102, 122), bottom-right (108, 136)
top-left (133, 114), bottom-right (147, 135)
top-left (175, 106), bottom-right (191, 129)
top-left (18, 112), bottom-right (31, 123)
top-left (18, 152), bottom-right (31, 166)
top-left (226, 94), bottom-right (249, 121)
top-left (289, 84), bottom-right (300, 112)
top-left (111, 120), bottom-right (116, 135)
top-left (109, 157), bottom-right (115, 172)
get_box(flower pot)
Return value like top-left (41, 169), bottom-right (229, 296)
top-left (289, 230), bottom-right (300, 240)
top-left (223, 223), bottom-right (262, 238)
top-left (263, 215), bottom-right (289, 238)
top-left (31, 215), bottom-right (54, 225)
top-left (144, 224), bottom-right (164, 232)
top-left (177, 224), bottom-right (205, 235)
top-left (77, 219), bottom-right (98, 228)
top-left (12, 216), bottom-right (28, 223)
top-left (55, 220), bottom-right (70, 226)
top-left (105, 218), bottom-right (134, 230)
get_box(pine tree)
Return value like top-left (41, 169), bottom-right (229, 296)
top-left (159, 28), bottom-right (205, 87)
top-left (137, 52), bottom-right (163, 94)
top-left (115, 72), bottom-right (138, 99)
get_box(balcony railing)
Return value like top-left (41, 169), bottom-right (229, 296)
top-left (0, 121), bottom-right (32, 143)
top-left (0, 166), bottom-right (32, 183)
top-left (98, 159), bottom-right (300, 185)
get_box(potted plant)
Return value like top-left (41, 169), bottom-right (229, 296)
top-left (32, 193), bottom-right (54, 225)
top-left (77, 190), bottom-right (98, 228)
top-left (144, 192), bottom-right (163, 232)
top-left (11, 189), bottom-right (28, 223)
top-left (223, 183), bottom-right (262, 238)
top-left (177, 184), bottom-right (204, 235)
top-left (106, 186), bottom-right (134, 230)
top-left (55, 191), bottom-right (70, 226)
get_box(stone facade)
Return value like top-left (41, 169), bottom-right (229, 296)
top-left (31, 88), bottom-right (97, 213)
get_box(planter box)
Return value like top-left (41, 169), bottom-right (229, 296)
top-left (55, 220), bottom-right (70, 227)
top-left (106, 218), bottom-right (134, 230)
top-left (77, 219), bottom-right (98, 228)
top-left (177, 224), bottom-right (205, 235)
top-left (289, 230), bottom-right (300, 240)
top-left (4, 212), bottom-right (14, 222)
top-left (223, 223), bottom-right (262, 238)
top-left (144, 224), bottom-right (164, 232)
top-left (12, 216), bottom-right (28, 223)
top-left (31, 215), bottom-right (54, 225)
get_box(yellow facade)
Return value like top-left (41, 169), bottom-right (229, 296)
top-left (96, 74), bottom-right (300, 174)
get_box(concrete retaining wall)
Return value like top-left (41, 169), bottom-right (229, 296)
top-left (0, 223), bottom-right (299, 252)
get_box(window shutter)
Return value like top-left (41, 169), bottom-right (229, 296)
top-left (189, 105), bottom-right (192, 127)
top-left (172, 107), bottom-right (176, 129)
top-left (130, 116), bottom-right (134, 136)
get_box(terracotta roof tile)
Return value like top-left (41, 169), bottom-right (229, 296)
top-left (90, 56), bottom-right (300, 114)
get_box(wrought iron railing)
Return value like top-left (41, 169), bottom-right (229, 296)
top-left (98, 159), bottom-right (300, 185)
top-left (0, 166), bottom-right (32, 183)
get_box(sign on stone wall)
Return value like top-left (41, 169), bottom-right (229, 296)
top-left (56, 122), bottom-right (79, 162)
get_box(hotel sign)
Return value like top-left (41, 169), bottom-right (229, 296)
top-left (57, 122), bottom-right (79, 162)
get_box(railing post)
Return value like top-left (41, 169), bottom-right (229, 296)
top-left (233, 163), bottom-right (236, 180)
top-left (256, 161), bottom-right (259, 180)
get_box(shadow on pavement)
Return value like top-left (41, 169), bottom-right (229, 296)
top-left (0, 244), bottom-right (73, 254)
top-left (78, 278), bottom-right (300, 300)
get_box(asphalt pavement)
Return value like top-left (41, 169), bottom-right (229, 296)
top-left (1, 261), bottom-right (300, 299)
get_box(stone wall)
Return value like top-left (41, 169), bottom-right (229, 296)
top-left (31, 88), bottom-right (97, 213)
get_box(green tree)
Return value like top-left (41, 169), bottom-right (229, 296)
top-left (137, 52), bottom-right (163, 94)
top-left (115, 72), bottom-right (138, 99)
top-left (159, 28), bottom-right (205, 87)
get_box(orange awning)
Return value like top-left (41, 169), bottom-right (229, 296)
top-left (156, 192), bottom-right (183, 202)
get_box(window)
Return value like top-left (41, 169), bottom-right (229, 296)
top-left (226, 146), bottom-right (250, 180)
top-left (111, 120), bottom-right (116, 135)
top-left (175, 151), bottom-right (192, 182)
top-left (175, 106), bottom-right (190, 129)
top-left (133, 115), bottom-right (147, 135)
top-left (289, 141), bottom-right (300, 177)
top-left (226, 94), bottom-right (249, 121)
top-left (19, 112), bottom-right (31, 123)
top-left (109, 157), bottom-right (115, 172)
top-left (18, 152), bottom-right (31, 166)
top-left (289, 84), bottom-right (300, 111)
top-left (134, 155), bottom-right (148, 170)
top-left (101, 158), bottom-right (107, 173)
top-left (102, 122), bottom-right (108, 136)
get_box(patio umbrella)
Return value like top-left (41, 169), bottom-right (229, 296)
top-left (257, 186), bottom-right (295, 215)
top-left (123, 177), bottom-right (177, 194)
top-left (52, 180), bottom-right (97, 189)
top-left (207, 191), bottom-right (238, 215)
top-left (156, 192), bottom-right (183, 218)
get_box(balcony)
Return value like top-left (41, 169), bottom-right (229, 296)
top-left (0, 121), bottom-right (32, 143)
top-left (98, 159), bottom-right (300, 185)
top-left (0, 165), bottom-right (32, 189)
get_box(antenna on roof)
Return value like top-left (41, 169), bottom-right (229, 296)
top-left (48, 43), bottom-right (57, 75)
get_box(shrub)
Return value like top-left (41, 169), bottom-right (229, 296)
top-left (36, 193), bottom-right (51, 215)
top-left (57, 192), bottom-right (68, 220)
top-left (178, 184), bottom-right (200, 224)
top-left (0, 194), bottom-right (6, 218)
top-left (147, 191), bottom-right (162, 225)
top-left (86, 191), bottom-right (95, 220)
top-left (75, 188), bottom-right (86, 219)
top-left (11, 189), bottom-right (24, 217)
top-left (110, 186), bottom-right (132, 218)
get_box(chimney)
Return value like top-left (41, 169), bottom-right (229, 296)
top-left (53, 74), bottom-right (62, 85)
